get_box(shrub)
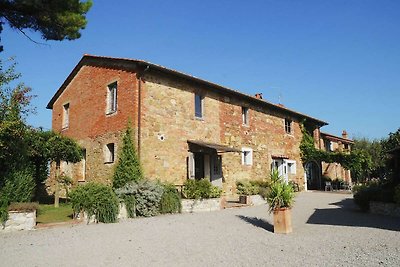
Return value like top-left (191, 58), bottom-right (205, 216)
top-left (183, 179), bottom-right (221, 199)
top-left (288, 181), bottom-right (300, 192)
top-left (112, 125), bottom-right (143, 189)
top-left (116, 180), bottom-right (164, 217)
top-left (8, 202), bottom-right (39, 212)
top-left (266, 180), bottom-right (295, 213)
top-left (159, 183), bottom-right (181, 214)
top-left (266, 170), bottom-right (295, 213)
top-left (69, 183), bottom-right (119, 223)
top-left (0, 169), bottom-right (35, 204)
top-left (121, 194), bottom-right (136, 218)
top-left (236, 180), bottom-right (259, 195)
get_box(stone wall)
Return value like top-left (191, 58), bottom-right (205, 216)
top-left (1, 211), bottom-right (36, 231)
top-left (181, 198), bottom-right (222, 213)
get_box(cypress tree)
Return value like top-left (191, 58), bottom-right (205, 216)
top-left (112, 125), bottom-right (143, 189)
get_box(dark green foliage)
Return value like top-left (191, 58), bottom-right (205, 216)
top-left (69, 183), bottom-right (119, 223)
top-left (266, 169), bottom-right (295, 213)
top-left (236, 180), bottom-right (259, 195)
top-left (121, 195), bottom-right (136, 218)
top-left (116, 180), bottom-right (164, 217)
top-left (112, 125), bottom-right (143, 189)
top-left (47, 133), bottom-right (83, 164)
top-left (0, 0), bottom-right (92, 51)
top-left (183, 179), bottom-right (222, 199)
top-left (353, 182), bottom-right (396, 212)
top-left (159, 183), bottom-right (181, 214)
top-left (0, 169), bottom-right (35, 203)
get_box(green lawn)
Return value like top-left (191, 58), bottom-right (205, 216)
top-left (36, 203), bottom-right (74, 224)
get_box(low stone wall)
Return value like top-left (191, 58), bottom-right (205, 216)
top-left (250, 195), bottom-right (266, 206)
top-left (370, 201), bottom-right (400, 218)
top-left (1, 210), bottom-right (36, 231)
top-left (181, 198), bottom-right (221, 213)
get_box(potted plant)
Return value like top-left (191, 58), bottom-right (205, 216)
top-left (266, 169), bottom-right (295, 234)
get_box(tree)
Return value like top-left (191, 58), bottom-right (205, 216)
top-left (47, 133), bottom-right (82, 207)
top-left (0, 0), bottom-right (92, 51)
top-left (112, 124), bottom-right (143, 189)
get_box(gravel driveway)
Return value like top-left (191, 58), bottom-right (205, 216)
top-left (1, 192), bottom-right (399, 267)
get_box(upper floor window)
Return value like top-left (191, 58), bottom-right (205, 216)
top-left (105, 143), bottom-right (115, 163)
top-left (62, 103), bottom-right (70, 129)
top-left (107, 82), bottom-right (117, 114)
top-left (284, 119), bottom-right (292, 134)
top-left (242, 147), bottom-right (253, 166)
top-left (325, 140), bottom-right (333, 152)
top-left (195, 93), bottom-right (204, 118)
top-left (242, 107), bottom-right (249, 125)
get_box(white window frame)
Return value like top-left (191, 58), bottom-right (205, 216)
top-left (286, 160), bottom-right (296, 175)
top-left (242, 106), bottom-right (249, 126)
top-left (241, 147), bottom-right (253, 166)
top-left (107, 82), bottom-right (117, 114)
top-left (62, 103), bottom-right (70, 129)
top-left (105, 143), bottom-right (115, 163)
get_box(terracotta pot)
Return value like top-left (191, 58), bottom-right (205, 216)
top-left (273, 208), bottom-right (292, 234)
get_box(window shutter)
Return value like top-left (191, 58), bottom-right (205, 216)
top-left (188, 152), bottom-right (195, 179)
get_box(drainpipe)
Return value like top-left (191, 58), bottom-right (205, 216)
top-left (137, 65), bottom-right (149, 159)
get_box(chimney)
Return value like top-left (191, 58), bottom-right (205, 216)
top-left (342, 130), bottom-right (348, 139)
top-left (255, 93), bottom-right (263, 99)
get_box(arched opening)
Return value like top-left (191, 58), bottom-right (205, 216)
top-left (305, 161), bottom-right (322, 190)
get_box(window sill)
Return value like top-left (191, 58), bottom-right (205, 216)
top-left (61, 126), bottom-right (69, 131)
top-left (104, 161), bottom-right (114, 165)
top-left (194, 116), bottom-right (204, 121)
top-left (106, 111), bottom-right (117, 117)
top-left (242, 124), bottom-right (250, 128)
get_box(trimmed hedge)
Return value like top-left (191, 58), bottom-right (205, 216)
top-left (183, 179), bottom-right (222, 199)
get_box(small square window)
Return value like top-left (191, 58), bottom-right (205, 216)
top-left (107, 82), bottom-right (117, 114)
top-left (242, 148), bottom-right (253, 166)
top-left (105, 143), bottom-right (115, 163)
top-left (195, 94), bottom-right (204, 118)
top-left (62, 103), bottom-right (70, 129)
top-left (242, 107), bottom-right (249, 125)
top-left (284, 119), bottom-right (292, 134)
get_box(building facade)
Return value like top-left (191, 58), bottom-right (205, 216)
top-left (47, 55), bottom-right (346, 194)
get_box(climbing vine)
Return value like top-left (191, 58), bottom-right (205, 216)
top-left (299, 123), bottom-right (363, 171)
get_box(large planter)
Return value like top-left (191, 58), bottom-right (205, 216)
top-left (273, 208), bottom-right (292, 234)
top-left (181, 198), bottom-right (221, 213)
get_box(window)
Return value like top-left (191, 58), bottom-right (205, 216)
top-left (80, 149), bottom-right (86, 181)
top-left (284, 118), bottom-right (292, 134)
top-left (242, 107), bottom-right (249, 125)
top-left (325, 140), bottom-right (333, 151)
top-left (344, 144), bottom-right (349, 150)
top-left (241, 147), bottom-right (253, 166)
top-left (213, 155), bottom-right (222, 176)
top-left (287, 160), bottom-right (296, 174)
top-left (62, 103), bottom-right (70, 129)
top-left (107, 82), bottom-right (117, 114)
top-left (105, 143), bottom-right (115, 163)
top-left (194, 93), bottom-right (204, 118)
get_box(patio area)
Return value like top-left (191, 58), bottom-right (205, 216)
top-left (1, 192), bottom-right (399, 266)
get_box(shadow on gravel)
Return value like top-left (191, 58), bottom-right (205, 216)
top-left (307, 198), bottom-right (400, 231)
top-left (236, 215), bottom-right (274, 233)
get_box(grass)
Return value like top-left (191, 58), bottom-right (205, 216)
top-left (36, 203), bottom-right (74, 224)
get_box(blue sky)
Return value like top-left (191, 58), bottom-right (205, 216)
top-left (2, 0), bottom-right (400, 139)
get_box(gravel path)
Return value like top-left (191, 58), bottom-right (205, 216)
top-left (1, 192), bottom-right (399, 267)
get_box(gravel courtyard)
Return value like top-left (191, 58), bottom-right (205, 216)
top-left (1, 192), bottom-right (399, 267)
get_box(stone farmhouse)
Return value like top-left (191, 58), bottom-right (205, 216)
top-left (47, 54), bottom-right (351, 194)
top-left (305, 131), bottom-right (354, 190)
